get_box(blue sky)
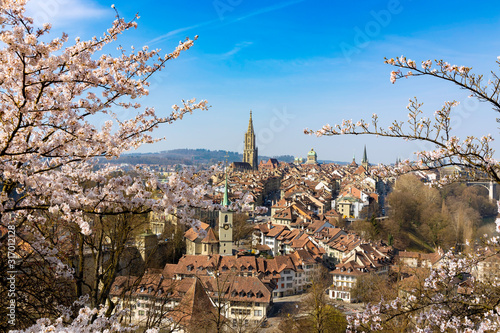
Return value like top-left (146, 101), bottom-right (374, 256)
top-left (26, 0), bottom-right (500, 164)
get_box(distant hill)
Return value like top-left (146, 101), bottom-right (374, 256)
top-left (99, 149), bottom-right (297, 166)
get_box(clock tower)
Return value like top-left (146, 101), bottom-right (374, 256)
top-left (219, 173), bottom-right (233, 256)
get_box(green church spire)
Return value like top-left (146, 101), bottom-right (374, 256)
top-left (221, 172), bottom-right (229, 207)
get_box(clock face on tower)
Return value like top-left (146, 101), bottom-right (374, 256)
top-left (223, 224), bottom-right (230, 230)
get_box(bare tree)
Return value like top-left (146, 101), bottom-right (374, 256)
top-left (280, 267), bottom-right (347, 333)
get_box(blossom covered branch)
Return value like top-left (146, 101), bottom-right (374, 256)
top-left (306, 55), bottom-right (500, 185)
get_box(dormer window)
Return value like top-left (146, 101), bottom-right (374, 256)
top-left (140, 286), bottom-right (145, 292)
top-left (187, 265), bottom-right (193, 271)
top-left (148, 287), bottom-right (153, 293)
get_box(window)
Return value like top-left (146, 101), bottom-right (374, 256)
top-left (286, 283), bottom-right (292, 288)
top-left (225, 215), bottom-right (228, 222)
top-left (254, 309), bottom-right (262, 316)
top-left (138, 310), bottom-right (145, 316)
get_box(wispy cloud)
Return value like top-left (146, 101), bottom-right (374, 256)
top-left (146, 0), bottom-right (306, 46)
top-left (217, 41), bottom-right (253, 59)
top-left (26, 0), bottom-right (109, 27)
top-left (146, 18), bottom-right (221, 46)
top-left (227, 0), bottom-right (306, 24)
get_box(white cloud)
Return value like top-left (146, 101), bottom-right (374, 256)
top-left (217, 41), bottom-right (253, 59)
top-left (26, 0), bottom-right (109, 28)
top-left (146, 18), bottom-right (221, 46)
top-left (146, 0), bottom-right (306, 46)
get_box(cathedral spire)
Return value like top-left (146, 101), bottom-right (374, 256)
top-left (248, 110), bottom-right (254, 133)
top-left (362, 145), bottom-right (369, 168)
top-left (243, 110), bottom-right (258, 170)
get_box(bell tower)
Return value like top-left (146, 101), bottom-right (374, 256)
top-left (243, 110), bottom-right (258, 170)
top-left (219, 173), bottom-right (233, 256)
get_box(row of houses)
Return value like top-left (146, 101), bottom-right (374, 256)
top-left (110, 251), bottom-right (321, 330)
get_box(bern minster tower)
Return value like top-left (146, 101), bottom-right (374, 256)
top-left (243, 111), bottom-right (258, 170)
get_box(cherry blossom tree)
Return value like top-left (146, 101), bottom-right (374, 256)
top-left (307, 56), bottom-right (500, 331)
top-left (0, 0), bottom-right (224, 331)
top-left (306, 56), bottom-right (500, 186)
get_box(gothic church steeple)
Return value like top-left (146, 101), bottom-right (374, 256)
top-left (243, 110), bottom-right (258, 170)
top-left (362, 145), bottom-right (369, 169)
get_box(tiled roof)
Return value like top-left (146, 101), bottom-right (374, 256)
top-left (201, 227), bottom-right (219, 244)
top-left (184, 222), bottom-right (210, 242)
